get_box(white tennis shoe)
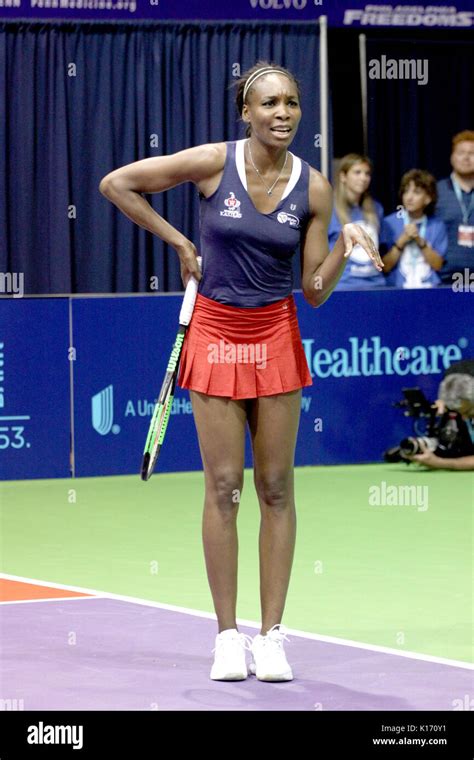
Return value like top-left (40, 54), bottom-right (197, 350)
top-left (210, 628), bottom-right (253, 680)
top-left (248, 624), bottom-right (294, 681)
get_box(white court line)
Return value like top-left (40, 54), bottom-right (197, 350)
top-left (1, 572), bottom-right (472, 671)
top-left (0, 597), bottom-right (100, 606)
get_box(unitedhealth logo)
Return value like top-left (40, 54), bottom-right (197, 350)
top-left (302, 336), bottom-right (467, 378)
top-left (91, 385), bottom-right (193, 435)
top-left (91, 385), bottom-right (120, 435)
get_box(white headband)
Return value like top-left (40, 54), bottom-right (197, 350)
top-left (243, 67), bottom-right (291, 102)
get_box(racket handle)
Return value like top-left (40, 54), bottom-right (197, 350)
top-left (179, 255), bottom-right (202, 326)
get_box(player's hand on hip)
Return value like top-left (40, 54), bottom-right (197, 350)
top-left (342, 223), bottom-right (384, 272)
top-left (176, 240), bottom-right (202, 287)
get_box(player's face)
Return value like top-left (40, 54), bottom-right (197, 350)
top-left (402, 181), bottom-right (432, 214)
top-left (451, 141), bottom-right (474, 176)
top-left (242, 74), bottom-right (301, 146)
top-left (341, 163), bottom-right (371, 197)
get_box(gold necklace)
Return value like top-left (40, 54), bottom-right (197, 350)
top-left (247, 139), bottom-right (288, 196)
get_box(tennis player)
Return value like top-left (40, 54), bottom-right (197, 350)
top-left (99, 61), bottom-right (383, 682)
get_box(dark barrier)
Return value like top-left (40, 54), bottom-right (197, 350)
top-left (1, 286), bottom-right (472, 479)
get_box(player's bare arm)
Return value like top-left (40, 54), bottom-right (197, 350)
top-left (99, 143), bottom-right (227, 283)
top-left (301, 167), bottom-right (384, 308)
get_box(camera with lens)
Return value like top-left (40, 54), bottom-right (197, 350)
top-left (384, 387), bottom-right (473, 464)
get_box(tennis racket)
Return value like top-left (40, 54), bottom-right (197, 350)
top-left (140, 256), bottom-right (201, 481)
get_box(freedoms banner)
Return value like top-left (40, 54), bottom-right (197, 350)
top-left (0, 1), bottom-right (472, 28)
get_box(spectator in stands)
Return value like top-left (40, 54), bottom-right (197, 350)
top-left (329, 154), bottom-right (386, 290)
top-left (380, 169), bottom-right (447, 288)
top-left (436, 130), bottom-right (474, 285)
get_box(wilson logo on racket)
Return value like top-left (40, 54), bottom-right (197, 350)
top-left (277, 211), bottom-right (300, 228)
top-left (166, 333), bottom-right (185, 372)
top-left (220, 192), bottom-right (242, 219)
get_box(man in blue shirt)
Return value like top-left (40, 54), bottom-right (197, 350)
top-left (436, 131), bottom-right (474, 285)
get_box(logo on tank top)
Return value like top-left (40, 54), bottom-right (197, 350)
top-left (277, 211), bottom-right (300, 228)
top-left (220, 191), bottom-right (242, 219)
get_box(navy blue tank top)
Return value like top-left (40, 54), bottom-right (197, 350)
top-left (197, 139), bottom-right (311, 307)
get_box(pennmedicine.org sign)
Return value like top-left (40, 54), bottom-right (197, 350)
top-left (0, 1), bottom-right (472, 27)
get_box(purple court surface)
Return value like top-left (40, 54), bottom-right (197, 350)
top-left (1, 597), bottom-right (472, 711)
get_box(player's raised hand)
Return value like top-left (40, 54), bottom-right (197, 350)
top-left (342, 222), bottom-right (384, 271)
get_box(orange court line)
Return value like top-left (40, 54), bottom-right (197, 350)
top-left (0, 578), bottom-right (94, 602)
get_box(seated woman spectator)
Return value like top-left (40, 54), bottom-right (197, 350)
top-left (380, 169), bottom-right (448, 288)
top-left (329, 153), bottom-right (386, 290)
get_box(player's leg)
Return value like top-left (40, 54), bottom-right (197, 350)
top-left (247, 389), bottom-right (301, 635)
top-left (189, 390), bottom-right (247, 633)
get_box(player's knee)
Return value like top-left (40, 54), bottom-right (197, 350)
top-left (254, 472), bottom-right (292, 509)
top-left (209, 470), bottom-right (244, 514)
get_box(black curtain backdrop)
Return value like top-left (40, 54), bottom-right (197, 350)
top-left (0, 19), bottom-right (325, 294)
top-left (366, 37), bottom-right (474, 215)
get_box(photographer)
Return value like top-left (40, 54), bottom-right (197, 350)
top-left (406, 362), bottom-right (474, 470)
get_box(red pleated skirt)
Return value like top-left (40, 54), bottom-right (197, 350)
top-left (177, 292), bottom-right (313, 400)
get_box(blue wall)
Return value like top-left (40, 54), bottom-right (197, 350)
top-left (1, 288), bottom-right (472, 479)
top-left (0, 299), bottom-right (71, 480)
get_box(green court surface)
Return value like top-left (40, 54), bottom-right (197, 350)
top-left (1, 464), bottom-right (472, 663)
